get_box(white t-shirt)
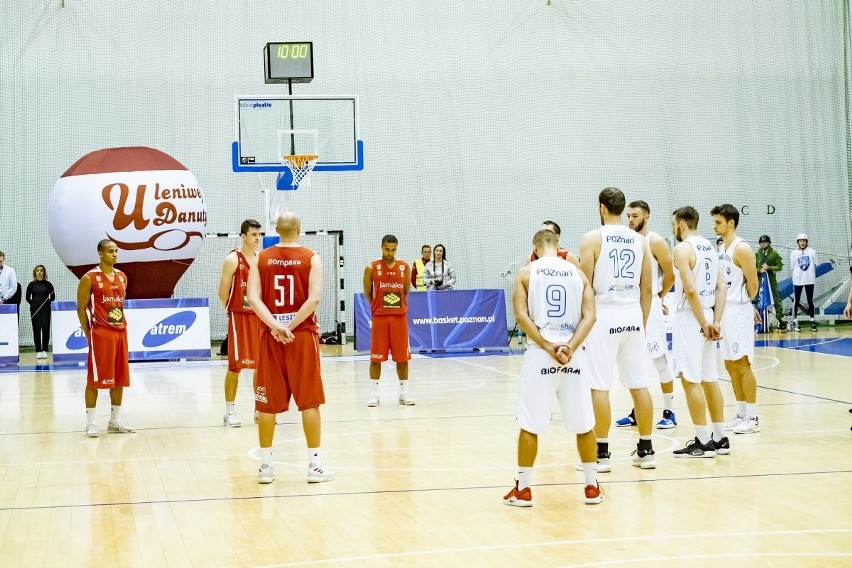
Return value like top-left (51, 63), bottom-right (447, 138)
top-left (593, 225), bottom-right (645, 304)
top-left (528, 256), bottom-right (583, 345)
top-left (790, 247), bottom-right (817, 286)
top-left (676, 235), bottom-right (718, 311)
top-left (721, 237), bottom-right (750, 304)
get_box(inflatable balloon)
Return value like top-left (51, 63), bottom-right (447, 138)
top-left (48, 146), bottom-right (207, 298)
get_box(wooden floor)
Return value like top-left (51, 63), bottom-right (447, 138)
top-left (0, 329), bottom-right (851, 567)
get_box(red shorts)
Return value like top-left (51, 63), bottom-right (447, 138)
top-left (370, 314), bottom-right (411, 363)
top-left (255, 330), bottom-right (325, 413)
top-left (86, 326), bottom-right (130, 389)
top-left (227, 311), bottom-right (260, 371)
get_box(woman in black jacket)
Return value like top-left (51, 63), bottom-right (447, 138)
top-left (26, 265), bottom-right (55, 359)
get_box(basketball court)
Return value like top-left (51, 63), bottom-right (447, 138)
top-left (1, 328), bottom-right (850, 566)
top-left (3, 3), bottom-right (852, 567)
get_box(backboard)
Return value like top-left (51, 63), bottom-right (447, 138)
top-left (232, 95), bottom-right (362, 173)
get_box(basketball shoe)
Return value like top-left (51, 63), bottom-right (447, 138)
top-left (503, 480), bottom-right (532, 507)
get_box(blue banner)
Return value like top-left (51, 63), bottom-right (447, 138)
top-left (354, 289), bottom-right (509, 352)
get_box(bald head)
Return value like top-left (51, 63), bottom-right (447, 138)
top-left (276, 212), bottom-right (301, 241)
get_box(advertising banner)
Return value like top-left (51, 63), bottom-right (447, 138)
top-left (53, 298), bottom-right (211, 362)
top-left (354, 289), bottom-right (509, 352)
top-left (0, 305), bottom-right (19, 365)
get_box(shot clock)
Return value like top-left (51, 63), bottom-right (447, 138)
top-left (264, 42), bottom-right (314, 84)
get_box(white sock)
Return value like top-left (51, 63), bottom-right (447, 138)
top-left (370, 380), bottom-right (380, 394)
top-left (518, 467), bottom-right (533, 490)
top-left (399, 380), bottom-right (409, 395)
top-left (581, 463), bottom-right (597, 487)
top-left (226, 402), bottom-right (235, 414)
top-left (736, 401), bottom-right (747, 418)
top-left (712, 422), bottom-right (726, 441)
top-left (309, 448), bottom-right (322, 467)
top-left (86, 408), bottom-right (96, 424)
top-left (746, 403), bottom-right (757, 419)
top-left (260, 448), bottom-right (272, 467)
top-left (662, 392), bottom-right (674, 412)
top-left (110, 405), bottom-right (120, 423)
top-left (695, 425), bottom-right (711, 445)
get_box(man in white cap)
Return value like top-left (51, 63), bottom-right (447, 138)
top-left (790, 234), bottom-right (818, 332)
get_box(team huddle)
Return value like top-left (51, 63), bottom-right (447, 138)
top-left (505, 188), bottom-right (761, 507)
top-left (76, 189), bottom-right (762, 499)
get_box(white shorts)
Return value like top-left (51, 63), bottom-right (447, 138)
top-left (645, 296), bottom-right (668, 360)
top-left (584, 303), bottom-right (649, 391)
top-left (720, 302), bottom-right (755, 362)
top-left (672, 308), bottom-right (718, 384)
top-left (516, 344), bottom-right (595, 435)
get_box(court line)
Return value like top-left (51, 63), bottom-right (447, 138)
top-left (0, 468), bottom-right (848, 513)
top-left (251, 528), bottom-right (852, 567)
top-left (451, 356), bottom-right (520, 376)
top-left (562, 552), bottom-right (852, 567)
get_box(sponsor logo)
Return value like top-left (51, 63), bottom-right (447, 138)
top-left (697, 244), bottom-right (712, 252)
top-left (540, 366), bottom-right (580, 375)
top-left (102, 296), bottom-right (124, 303)
top-left (648, 341), bottom-right (660, 353)
top-left (255, 386), bottom-right (268, 403)
top-left (379, 282), bottom-right (404, 289)
top-left (142, 311), bottom-right (197, 348)
top-left (241, 358), bottom-right (255, 365)
top-left (607, 284), bottom-right (637, 292)
top-left (239, 101), bottom-right (272, 108)
top-left (382, 292), bottom-right (401, 305)
top-left (536, 268), bottom-right (573, 277)
top-left (371, 353), bottom-right (385, 360)
top-left (699, 289), bottom-right (716, 297)
top-left (267, 258), bottom-right (301, 267)
top-left (101, 378), bottom-right (115, 385)
top-left (66, 327), bottom-right (88, 350)
top-left (605, 235), bottom-right (635, 244)
top-left (610, 325), bottom-right (641, 334)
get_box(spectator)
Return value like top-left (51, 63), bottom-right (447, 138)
top-left (755, 235), bottom-right (785, 331)
top-left (0, 251), bottom-right (17, 306)
top-left (790, 233), bottom-right (817, 332)
top-left (26, 265), bottom-right (55, 359)
top-left (424, 244), bottom-right (456, 290)
top-left (411, 244), bottom-right (431, 291)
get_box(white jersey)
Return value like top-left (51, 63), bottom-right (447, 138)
top-left (790, 247), bottom-right (817, 286)
top-left (528, 257), bottom-right (583, 345)
top-left (593, 224), bottom-right (645, 304)
top-left (721, 236), bottom-right (750, 304)
top-left (676, 235), bottom-right (718, 311)
top-left (645, 230), bottom-right (663, 296)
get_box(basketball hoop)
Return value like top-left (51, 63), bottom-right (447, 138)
top-left (282, 154), bottom-right (318, 189)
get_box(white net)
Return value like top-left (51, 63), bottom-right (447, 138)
top-left (283, 154), bottom-right (319, 189)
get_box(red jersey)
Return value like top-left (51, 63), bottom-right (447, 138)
top-left (257, 245), bottom-right (318, 333)
top-left (529, 248), bottom-right (571, 263)
top-left (86, 267), bottom-right (128, 330)
top-left (226, 250), bottom-right (253, 313)
top-left (370, 259), bottom-right (410, 316)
